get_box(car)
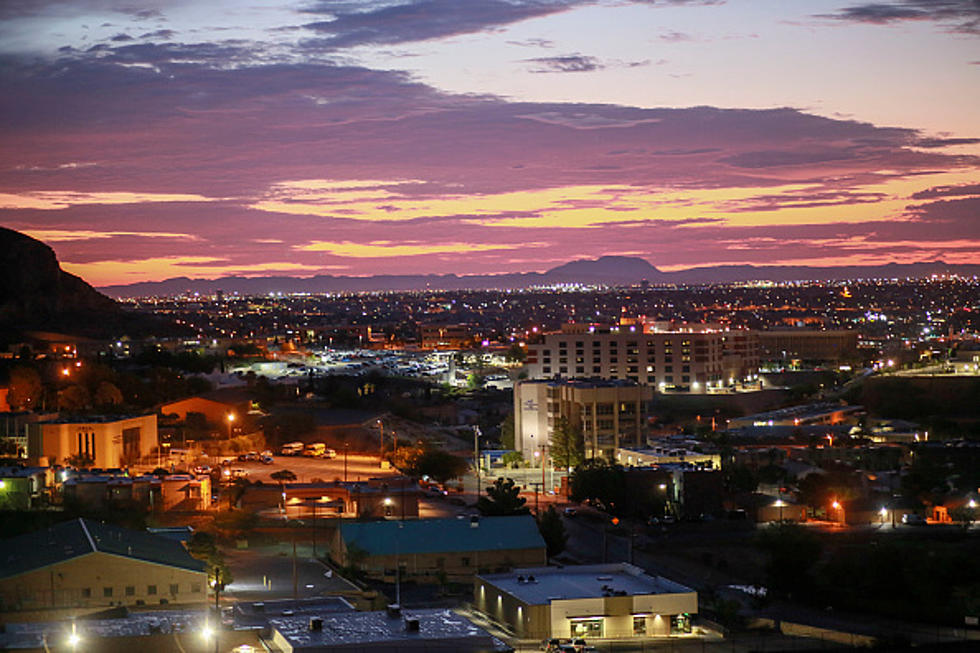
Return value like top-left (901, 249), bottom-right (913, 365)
top-left (563, 507), bottom-right (577, 517)
top-left (322, 448), bottom-right (337, 459)
top-left (192, 465), bottom-right (211, 475)
top-left (902, 513), bottom-right (928, 525)
top-left (260, 455), bottom-right (274, 465)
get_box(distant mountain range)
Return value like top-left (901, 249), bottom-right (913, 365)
top-left (98, 256), bottom-right (980, 298)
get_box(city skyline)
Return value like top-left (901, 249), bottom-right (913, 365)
top-left (2, 0), bottom-right (978, 287)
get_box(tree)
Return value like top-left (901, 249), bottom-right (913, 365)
top-left (65, 452), bottom-right (94, 468)
top-left (724, 464), bottom-right (758, 494)
top-left (505, 343), bottom-right (526, 363)
top-left (500, 413), bottom-right (515, 450)
top-left (537, 505), bottom-right (567, 557)
top-left (755, 522), bottom-right (822, 599)
top-left (7, 366), bottom-right (42, 410)
top-left (550, 417), bottom-right (584, 470)
top-left (570, 458), bottom-right (629, 515)
top-left (501, 451), bottom-right (524, 469)
top-left (58, 384), bottom-right (90, 411)
top-left (399, 447), bottom-right (469, 485)
top-left (93, 381), bottom-right (123, 409)
top-left (477, 477), bottom-right (529, 516)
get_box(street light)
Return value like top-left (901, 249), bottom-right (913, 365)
top-left (226, 412), bottom-right (236, 439)
top-left (773, 499), bottom-right (785, 522)
top-left (67, 621), bottom-right (80, 649)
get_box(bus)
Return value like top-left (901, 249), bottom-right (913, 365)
top-left (280, 441), bottom-right (304, 456)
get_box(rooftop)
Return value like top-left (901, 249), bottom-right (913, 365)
top-left (0, 518), bottom-right (206, 578)
top-left (478, 563), bottom-right (693, 605)
top-left (340, 515), bottom-right (544, 556)
top-left (271, 608), bottom-right (507, 651)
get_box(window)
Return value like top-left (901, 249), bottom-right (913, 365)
top-left (461, 557), bottom-right (471, 567)
top-left (543, 366), bottom-right (551, 374)
top-left (192, 584), bottom-right (202, 593)
top-left (147, 585), bottom-right (157, 595)
top-left (103, 587), bottom-right (113, 598)
top-left (571, 618), bottom-right (603, 638)
top-left (633, 616), bottom-right (646, 635)
top-left (82, 588), bottom-right (91, 598)
top-left (170, 584), bottom-right (179, 595)
top-left (125, 586), bottom-right (135, 597)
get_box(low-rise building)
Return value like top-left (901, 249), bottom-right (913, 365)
top-left (270, 607), bottom-right (508, 652)
top-left (475, 563), bottom-right (697, 641)
top-left (26, 413), bottom-right (156, 468)
top-left (0, 518), bottom-right (207, 618)
top-left (0, 465), bottom-right (48, 509)
top-left (333, 516), bottom-right (546, 582)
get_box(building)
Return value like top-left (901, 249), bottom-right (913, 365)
top-left (757, 329), bottom-right (859, 364)
top-left (515, 379), bottom-right (652, 460)
top-left (728, 403), bottom-right (862, 429)
top-left (419, 324), bottom-right (473, 350)
top-left (0, 518), bottom-right (207, 618)
top-left (26, 414), bottom-right (157, 468)
top-left (615, 446), bottom-right (721, 470)
top-left (240, 476), bottom-right (419, 519)
top-left (475, 563), bottom-right (698, 641)
top-left (63, 472), bottom-right (211, 512)
top-left (524, 321), bottom-right (759, 393)
top-left (0, 465), bottom-right (49, 509)
top-left (332, 516), bottom-right (546, 582)
top-left (159, 387), bottom-right (256, 426)
top-left (270, 607), bottom-right (508, 652)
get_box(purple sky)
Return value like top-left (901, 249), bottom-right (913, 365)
top-left (1, 0), bottom-right (978, 286)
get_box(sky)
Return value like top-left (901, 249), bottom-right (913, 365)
top-left (1, 0), bottom-right (978, 287)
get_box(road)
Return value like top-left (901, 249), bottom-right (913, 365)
top-left (222, 541), bottom-right (360, 603)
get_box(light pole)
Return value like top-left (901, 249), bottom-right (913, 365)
top-left (344, 441), bottom-right (349, 483)
top-left (226, 412), bottom-right (235, 440)
top-left (377, 420), bottom-right (384, 467)
top-left (473, 425), bottom-right (482, 499)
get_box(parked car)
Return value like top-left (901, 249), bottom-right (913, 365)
top-left (902, 513), bottom-right (928, 525)
top-left (260, 455), bottom-right (274, 465)
top-left (322, 448), bottom-right (337, 459)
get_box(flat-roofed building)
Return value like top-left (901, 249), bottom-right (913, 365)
top-left (515, 379), bottom-right (651, 460)
top-left (270, 607), bottom-right (508, 652)
top-left (0, 518), bottom-right (206, 618)
top-left (333, 516), bottom-right (546, 582)
top-left (26, 414), bottom-right (156, 468)
top-left (758, 329), bottom-right (858, 364)
top-left (525, 321), bottom-right (758, 393)
top-left (475, 563), bottom-right (697, 641)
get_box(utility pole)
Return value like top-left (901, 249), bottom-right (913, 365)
top-left (377, 419), bottom-right (384, 467)
top-left (292, 528), bottom-right (298, 600)
top-left (474, 425), bottom-right (482, 499)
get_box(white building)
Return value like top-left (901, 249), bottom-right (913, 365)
top-left (475, 563), bottom-right (698, 641)
top-left (524, 321), bottom-right (758, 393)
top-left (514, 379), bottom-right (652, 461)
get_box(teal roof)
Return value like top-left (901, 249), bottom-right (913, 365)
top-left (0, 518), bottom-right (206, 578)
top-left (340, 516), bottom-right (544, 556)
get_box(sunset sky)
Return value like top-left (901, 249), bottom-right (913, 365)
top-left (1, 0), bottom-right (978, 287)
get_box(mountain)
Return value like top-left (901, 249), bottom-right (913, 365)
top-left (98, 256), bottom-right (980, 298)
top-left (0, 227), bottom-right (178, 340)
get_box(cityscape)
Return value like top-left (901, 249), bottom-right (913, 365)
top-left (2, 1), bottom-right (979, 653)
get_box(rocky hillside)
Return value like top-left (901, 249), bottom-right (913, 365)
top-left (0, 227), bottom-right (121, 336)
